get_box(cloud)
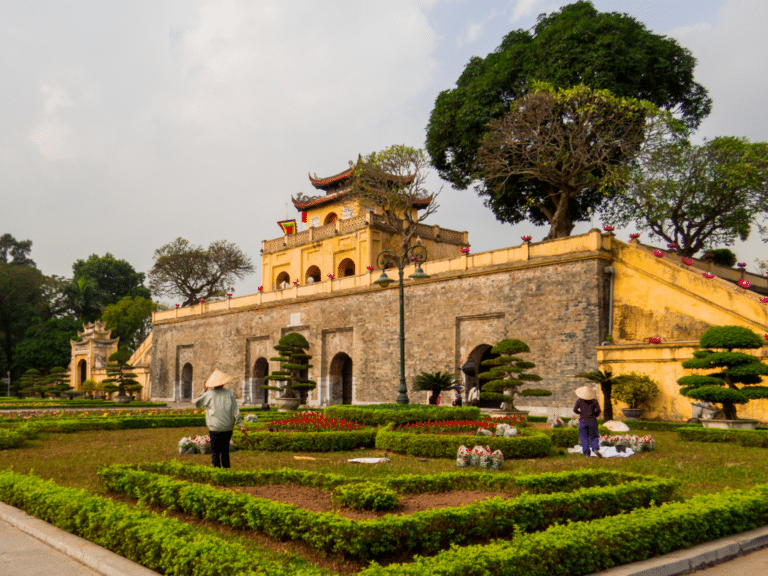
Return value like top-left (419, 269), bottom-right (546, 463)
top-left (510, 0), bottom-right (545, 23)
top-left (458, 21), bottom-right (485, 46)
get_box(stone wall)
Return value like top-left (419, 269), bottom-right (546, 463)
top-left (149, 241), bottom-right (608, 412)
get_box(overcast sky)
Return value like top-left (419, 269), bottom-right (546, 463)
top-left (1, 0), bottom-right (766, 301)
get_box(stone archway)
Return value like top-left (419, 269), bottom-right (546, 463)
top-left (181, 363), bottom-right (193, 401)
top-left (329, 352), bottom-right (353, 405)
top-left (276, 271), bottom-right (290, 290)
top-left (466, 344), bottom-right (500, 409)
top-left (306, 266), bottom-right (321, 283)
top-left (78, 359), bottom-right (87, 389)
top-left (338, 258), bottom-right (355, 277)
top-left (252, 357), bottom-right (269, 405)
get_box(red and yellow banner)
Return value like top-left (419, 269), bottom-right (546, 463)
top-left (278, 219), bottom-right (297, 235)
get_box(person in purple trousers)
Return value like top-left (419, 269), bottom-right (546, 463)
top-left (574, 386), bottom-right (603, 458)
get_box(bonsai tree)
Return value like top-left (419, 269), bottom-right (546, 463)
top-left (576, 368), bottom-right (619, 421)
top-left (612, 372), bottom-right (660, 410)
top-left (678, 326), bottom-right (768, 420)
top-left (101, 348), bottom-right (142, 400)
top-left (46, 366), bottom-right (73, 398)
top-left (477, 338), bottom-right (550, 410)
top-left (412, 371), bottom-right (458, 404)
top-left (263, 332), bottom-right (317, 400)
top-left (18, 368), bottom-right (51, 398)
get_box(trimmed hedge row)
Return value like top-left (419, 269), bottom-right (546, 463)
top-left (325, 404), bottom-right (481, 426)
top-left (0, 401), bottom-right (164, 410)
top-left (27, 415), bottom-right (206, 432)
top-left (626, 420), bottom-right (693, 432)
top-left (361, 484), bottom-right (768, 575)
top-left (677, 426), bottom-right (768, 447)
top-left (375, 424), bottom-right (551, 459)
top-left (136, 461), bottom-right (653, 495)
top-left (99, 465), bottom-right (678, 560)
top-left (542, 426), bottom-right (610, 448)
top-left (233, 428), bottom-right (376, 451)
top-left (0, 470), bottom-right (325, 576)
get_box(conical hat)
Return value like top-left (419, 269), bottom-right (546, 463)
top-left (575, 385), bottom-right (596, 400)
top-left (206, 369), bottom-right (233, 388)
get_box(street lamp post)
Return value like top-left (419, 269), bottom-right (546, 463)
top-left (373, 244), bottom-right (430, 404)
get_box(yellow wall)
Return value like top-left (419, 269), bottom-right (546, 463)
top-left (599, 238), bottom-right (768, 421)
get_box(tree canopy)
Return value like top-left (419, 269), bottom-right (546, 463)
top-left (0, 233), bottom-right (35, 267)
top-left (475, 83), bottom-right (668, 238)
top-left (0, 262), bottom-right (45, 380)
top-left (101, 296), bottom-right (159, 352)
top-left (350, 145), bottom-right (440, 254)
top-left (12, 316), bottom-right (81, 376)
top-left (72, 253), bottom-right (151, 307)
top-left (148, 238), bottom-right (255, 306)
top-left (426, 0), bottom-right (710, 209)
top-left (601, 136), bottom-right (768, 256)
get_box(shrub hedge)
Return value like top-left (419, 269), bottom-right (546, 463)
top-left (0, 470), bottom-right (325, 576)
top-left (332, 481), bottom-right (399, 511)
top-left (98, 465), bottom-right (677, 560)
top-left (325, 404), bottom-right (481, 426)
top-left (542, 426), bottom-right (610, 448)
top-left (233, 428), bottom-right (376, 451)
top-left (375, 424), bottom-right (551, 459)
top-left (360, 484), bottom-right (768, 575)
top-left (135, 461), bottom-right (653, 495)
top-left (677, 426), bottom-right (768, 447)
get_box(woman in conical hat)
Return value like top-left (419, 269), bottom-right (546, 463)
top-left (193, 369), bottom-right (246, 468)
top-left (574, 385), bottom-right (602, 457)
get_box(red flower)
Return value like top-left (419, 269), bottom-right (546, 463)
top-left (760, 297), bottom-right (768, 304)
top-left (737, 262), bottom-right (747, 268)
top-left (521, 235), bottom-right (532, 242)
top-left (258, 286), bottom-right (263, 291)
top-left (629, 233), bottom-right (640, 240)
top-left (702, 272), bottom-right (715, 279)
top-left (738, 279), bottom-right (752, 289)
top-left (681, 257), bottom-right (693, 266)
top-left (653, 250), bottom-right (664, 258)
top-left (603, 225), bottom-right (614, 232)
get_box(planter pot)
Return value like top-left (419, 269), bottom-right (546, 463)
top-left (701, 419), bottom-right (759, 430)
top-left (114, 394), bottom-right (132, 404)
top-left (621, 408), bottom-right (644, 420)
top-left (274, 397), bottom-right (301, 412)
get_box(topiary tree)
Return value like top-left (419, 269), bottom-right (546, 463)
top-left (412, 371), bottom-right (458, 404)
top-left (477, 338), bottom-right (550, 410)
top-left (263, 332), bottom-right (316, 401)
top-left (101, 348), bottom-right (142, 400)
top-left (612, 372), bottom-right (660, 410)
top-left (576, 368), bottom-right (619, 421)
top-left (678, 326), bottom-right (768, 420)
top-left (18, 368), bottom-right (51, 398)
top-left (46, 366), bottom-right (73, 398)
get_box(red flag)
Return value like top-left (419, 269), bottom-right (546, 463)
top-left (278, 219), bottom-right (297, 235)
top-left (301, 211), bottom-right (308, 223)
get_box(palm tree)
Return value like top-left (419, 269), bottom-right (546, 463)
top-left (412, 371), bottom-right (458, 404)
top-left (62, 277), bottom-right (106, 323)
top-left (575, 369), bottom-right (617, 421)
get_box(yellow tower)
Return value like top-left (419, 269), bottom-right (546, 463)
top-left (260, 160), bottom-right (468, 291)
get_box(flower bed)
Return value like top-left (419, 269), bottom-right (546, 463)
top-left (600, 434), bottom-right (655, 452)
top-left (232, 428), bottom-right (376, 452)
top-left (98, 464), bottom-right (678, 561)
top-left (398, 414), bottom-right (526, 434)
top-left (324, 404), bottom-right (481, 426)
top-left (270, 411), bottom-right (364, 431)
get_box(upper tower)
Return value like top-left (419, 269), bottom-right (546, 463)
top-left (260, 159), bottom-right (468, 291)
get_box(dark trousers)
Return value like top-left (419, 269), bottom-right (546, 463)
top-left (209, 429), bottom-right (233, 468)
top-left (578, 422), bottom-right (600, 456)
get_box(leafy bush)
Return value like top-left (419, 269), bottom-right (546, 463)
top-left (375, 424), bottom-right (551, 459)
top-left (99, 465), bottom-right (677, 560)
top-left (232, 428), bottom-right (376, 452)
top-left (332, 481), bottom-right (399, 511)
top-left (360, 485), bottom-right (768, 575)
top-left (0, 428), bottom-right (27, 450)
top-left (702, 248), bottom-right (737, 267)
top-left (612, 372), bottom-right (660, 409)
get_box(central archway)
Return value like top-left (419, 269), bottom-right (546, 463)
top-left (252, 357), bottom-right (269, 405)
top-left (77, 359), bottom-right (87, 389)
top-left (329, 352), bottom-right (353, 405)
top-left (181, 363), bottom-right (193, 401)
top-left (466, 344), bottom-right (499, 409)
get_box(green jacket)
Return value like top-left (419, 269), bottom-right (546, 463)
top-left (194, 388), bottom-right (244, 432)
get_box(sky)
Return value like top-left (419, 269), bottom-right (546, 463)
top-left (1, 0), bottom-right (766, 301)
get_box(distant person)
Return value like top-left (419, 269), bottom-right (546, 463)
top-left (467, 385), bottom-right (480, 407)
top-left (452, 383), bottom-right (464, 407)
top-left (574, 386), bottom-right (602, 458)
top-left (194, 369), bottom-right (246, 468)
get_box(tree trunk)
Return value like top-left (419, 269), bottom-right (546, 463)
top-left (545, 193), bottom-right (575, 239)
top-left (600, 383), bottom-right (614, 421)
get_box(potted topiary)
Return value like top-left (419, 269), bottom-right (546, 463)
top-left (262, 332), bottom-right (317, 411)
top-left (477, 338), bottom-right (551, 417)
top-left (677, 326), bottom-right (768, 429)
top-left (411, 371), bottom-right (457, 405)
top-left (612, 372), bottom-right (660, 420)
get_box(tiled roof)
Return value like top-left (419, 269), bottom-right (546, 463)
top-left (308, 166), bottom-right (355, 189)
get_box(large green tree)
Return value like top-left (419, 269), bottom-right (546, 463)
top-left (12, 317), bottom-right (81, 376)
top-left (0, 261), bottom-right (45, 381)
top-left (72, 253), bottom-right (151, 307)
top-left (101, 296), bottom-right (159, 352)
top-left (426, 0), bottom-right (710, 222)
top-left (0, 233), bottom-right (35, 267)
top-left (475, 83), bottom-right (669, 238)
top-left (601, 136), bottom-right (768, 256)
top-left (149, 238), bottom-right (254, 306)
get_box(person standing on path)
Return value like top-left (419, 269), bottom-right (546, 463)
top-left (574, 386), bottom-right (602, 457)
top-left (194, 369), bottom-right (246, 468)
